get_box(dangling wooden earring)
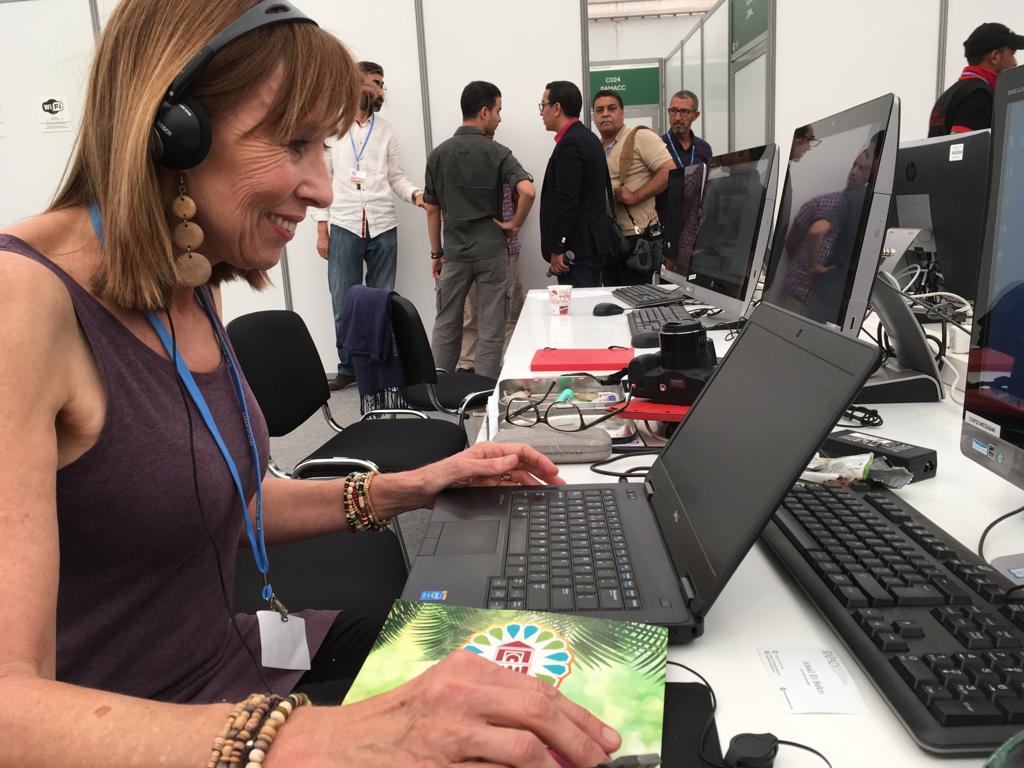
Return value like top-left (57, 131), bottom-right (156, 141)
top-left (169, 177), bottom-right (212, 288)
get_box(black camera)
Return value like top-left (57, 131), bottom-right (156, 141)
top-left (627, 319), bottom-right (717, 405)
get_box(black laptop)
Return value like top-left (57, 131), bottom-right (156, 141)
top-left (402, 303), bottom-right (880, 643)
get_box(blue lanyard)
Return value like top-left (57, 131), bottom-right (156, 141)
top-left (349, 113), bottom-right (375, 167)
top-left (87, 202), bottom-right (276, 605)
top-left (663, 131), bottom-right (696, 168)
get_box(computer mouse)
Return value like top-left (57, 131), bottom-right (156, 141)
top-left (593, 302), bottom-right (625, 316)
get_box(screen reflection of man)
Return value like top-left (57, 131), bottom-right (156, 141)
top-left (775, 134), bottom-right (879, 322)
top-left (763, 125), bottom-right (818, 289)
top-left (803, 135), bottom-right (881, 324)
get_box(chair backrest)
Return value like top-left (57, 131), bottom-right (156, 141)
top-left (389, 294), bottom-right (439, 386)
top-left (226, 310), bottom-right (329, 437)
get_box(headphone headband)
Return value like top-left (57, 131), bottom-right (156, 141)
top-left (166, 1), bottom-right (316, 104)
top-left (152, 0), bottom-right (317, 170)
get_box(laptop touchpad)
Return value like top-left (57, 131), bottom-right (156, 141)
top-left (435, 520), bottom-right (501, 555)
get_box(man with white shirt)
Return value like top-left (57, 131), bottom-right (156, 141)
top-left (313, 61), bottom-right (425, 390)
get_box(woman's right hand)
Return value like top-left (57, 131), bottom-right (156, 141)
top-left (270, 650), bottom-right (622, 767)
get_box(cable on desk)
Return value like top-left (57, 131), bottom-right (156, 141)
top-left (665, 661), bottom-right (832, 768)
top-left (940, 355), bottom-right (964, 406)
top-left (839, 405), bottom-right (883, 428)
top-left (590, 452), bottom-right (658, 480)
top-left (897, 289), bottom-right (972, 336)
top-left (978, 503), bottom-right (1024, 565)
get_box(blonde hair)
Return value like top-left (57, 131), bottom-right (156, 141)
top-left (50, 0), bottom-right (360, 311)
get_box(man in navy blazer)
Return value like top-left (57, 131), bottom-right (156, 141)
top-left (539, 81), bottom-right (612, 287)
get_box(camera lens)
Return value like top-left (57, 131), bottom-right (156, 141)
top-left (659, 320), bottom-right (706, 370)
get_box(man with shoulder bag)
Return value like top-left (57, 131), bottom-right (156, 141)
top-left (592, 89), bottom-right (673, 286)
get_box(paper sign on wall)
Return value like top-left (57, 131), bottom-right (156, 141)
top-left (38, 95), bottom-right (72, 133)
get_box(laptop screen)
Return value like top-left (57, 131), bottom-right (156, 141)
top-left (644, 304), bottom-right (878, 615)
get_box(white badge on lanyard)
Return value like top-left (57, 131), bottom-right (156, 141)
top-left (350, 168), bottom-right (368, 185)
top-left (257, 610), bottom-right (311, 670)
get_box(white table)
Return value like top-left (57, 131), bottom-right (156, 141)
top-left (492, 287), bottom-right (1024, 768)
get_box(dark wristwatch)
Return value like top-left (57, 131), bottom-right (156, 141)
top-left (430, 250), bottom-right (444, 259)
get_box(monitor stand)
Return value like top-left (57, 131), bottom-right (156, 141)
top-left (855, 272), bottom-right (943, 404)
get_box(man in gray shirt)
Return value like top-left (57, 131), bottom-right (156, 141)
top-left (424, 81), bottom-right (535, 379)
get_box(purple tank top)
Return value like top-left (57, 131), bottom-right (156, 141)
top-left (0, 235), bottom-right (336, 703)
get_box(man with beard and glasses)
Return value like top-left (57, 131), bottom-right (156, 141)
top-left (313, 61), bottom-right (426, 391)
top-left (655, 90), bottom-right (712, 226)
top-left (424, 81), bottom-right (535, 379)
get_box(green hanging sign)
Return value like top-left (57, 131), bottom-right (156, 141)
top-left (589, 66), bottom-right (660, 107)
top-left (731, 0), bottom-right (769, 54)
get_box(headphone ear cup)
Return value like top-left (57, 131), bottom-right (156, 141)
top-left (150, 95), bottom-right (212, 171)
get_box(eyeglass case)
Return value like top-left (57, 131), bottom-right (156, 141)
top-left (491, 424), bottom-right (612, 464)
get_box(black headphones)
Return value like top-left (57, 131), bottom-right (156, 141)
top-left (150, 0), bottom-right (316, 171)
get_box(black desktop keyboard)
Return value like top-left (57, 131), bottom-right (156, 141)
top-left (762, 481), bottom-right (1023, 754)
top-left (611, 284), bottom-right (686, 308)
top-left (627, 304), bottom-right (695, 346)
top-left (486, 488), bottom-right (641, 613)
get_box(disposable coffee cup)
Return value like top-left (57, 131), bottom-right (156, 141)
top-left (548, 284), bottom-right (572, 315)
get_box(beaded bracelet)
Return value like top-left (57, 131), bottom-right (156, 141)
top-left (207, 693), bottom-right (275, 768)
top-left (208, 693), bottom-right (310, 768)
top-left (342, 471), bottom-right (388, 532)
top-left (240, 693), bottom-right (311, 767)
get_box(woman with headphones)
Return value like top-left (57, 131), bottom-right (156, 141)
top-left (0, 1), bottom-right (621, 766)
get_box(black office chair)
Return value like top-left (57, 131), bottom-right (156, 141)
top-left (389, 294), bottom-right (496, 430)
top-left (226, 309), bottom-right (468, 479)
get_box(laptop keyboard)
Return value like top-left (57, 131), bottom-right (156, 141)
top-left (762, 481), bottom-right (1024, 753)
top-left (487, 488), bottom-right (641, 612)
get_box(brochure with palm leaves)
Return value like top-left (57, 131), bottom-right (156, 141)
top-left (344, 600), bottom-right (668, 757)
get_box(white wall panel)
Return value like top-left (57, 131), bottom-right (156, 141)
top-left (701, 2), bottom-right (729, 153)
top-left (423, 0), bottom-right (583, 301)
top-left (774, 0), bottom-right (939, 165)
top-left (96, 0), bottom-right (118, 27)
top-left (0, 0), bottom-right (94, 228)
top-left (682, 31), bottom-right (704, 136)
top-left (733, 54), bottom-right (767, 150)
top-left (666, 48), bottom-right (683, 102)
top-left (943, 1), bottom-right (1024, 88)
top-left (587, 15), bottom-right (700, 61)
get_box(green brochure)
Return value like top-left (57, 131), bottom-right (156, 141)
top-left (344, 599), bottom-right (668, 758)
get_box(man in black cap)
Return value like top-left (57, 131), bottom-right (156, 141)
top-left (929, 22), bottom-right (1023, 137)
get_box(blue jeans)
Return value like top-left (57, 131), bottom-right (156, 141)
top-left (328, 224), bottom-right (398, 375)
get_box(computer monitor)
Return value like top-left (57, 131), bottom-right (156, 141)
top-left (761, 93), bottom-right (900, 336)
top-left (890, 129), bottom-right (991, 302)
top-left (660, 144), bottom-right (779, 323)
top-left (961, 65), bottom-right (1024, 489)
top-left (661, 163), bottom-right (706, 274)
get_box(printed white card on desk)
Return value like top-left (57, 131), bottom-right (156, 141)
top-left (758, 647), bottom-right (868, 714)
